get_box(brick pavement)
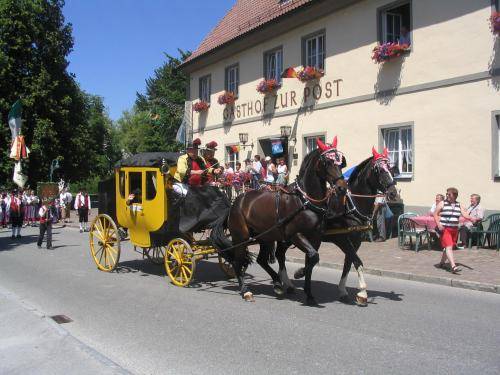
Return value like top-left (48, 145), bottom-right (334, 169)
top-left (61, 209), bottom-right (500, 293)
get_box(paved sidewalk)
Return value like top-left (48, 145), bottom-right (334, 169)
top-left (0, 287), bottom-right (130, 375)
top-left (284, 238), bottom-right (500, 293)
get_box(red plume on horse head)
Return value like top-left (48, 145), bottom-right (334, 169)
top-left (317, 136), bottom-right (339, 152)
top-left (372, 146), bottom-right (388, 161)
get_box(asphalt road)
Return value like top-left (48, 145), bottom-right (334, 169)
top-left (0, 226), bottom-right (499, 375)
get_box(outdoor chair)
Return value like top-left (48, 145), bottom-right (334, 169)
top-left (473, 214), bottom-right (500, 252)
top-left (397, 212), bottom-right (418, 246)
top-left (399, 217), bottom-right (430, 252)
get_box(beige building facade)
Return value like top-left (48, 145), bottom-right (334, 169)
top-left (181, 0), bottom-right (500, 212)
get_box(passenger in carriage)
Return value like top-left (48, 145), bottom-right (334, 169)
top-left (173, 138), bottom-right (221, 196)
top-left (202, 141), bottom-right (222, 186)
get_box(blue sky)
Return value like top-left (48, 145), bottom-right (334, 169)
top-left (63, 0), bottom-right (235, 120)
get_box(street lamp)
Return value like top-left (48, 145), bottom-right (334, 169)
top-left (49, 159), bottom-right (60, 182)
top-left (238, 132), bottom-right (254, 149)
top-left (280, 126), bottom-right (292, 138)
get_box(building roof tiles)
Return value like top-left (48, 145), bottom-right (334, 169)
top-left (185, 0), bottom-right (313, 64)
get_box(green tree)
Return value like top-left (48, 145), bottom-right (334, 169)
top-left (117, 50), bottom-right (190, 154)
top-left (0, 0), bottom-right (116, 188)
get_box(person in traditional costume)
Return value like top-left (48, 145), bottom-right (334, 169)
top-left (59, 188), bottom-right (73, 224)
top-left (8, 190), bottom-right (24, 238)
top-left (0, 191), bottom-right (8, 228)
top-left (24, 190), bottom-right (39, 227)
top-left (37, 198), bottom-right (56, 249)
top-left (173, 138), bottom-right (220, 196)
top-left (202, 141), bottom-right (222, 185)
top-left (74, 189), bottom-right (91, 232)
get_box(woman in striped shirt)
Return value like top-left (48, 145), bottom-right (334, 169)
top-left (434, 187), bottom-right (478, 273)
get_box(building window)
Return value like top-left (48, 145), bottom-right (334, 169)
top-left (304, 135), bottom-right (325, 155)
top-left (382, 126), bottom-right (413, 177)
top-left (379, 1), bottom-right (412, 44)
top-left (264, 47), bottom-right (283, 83)
top-left (225, 64), bottom-right (239, 96)
top-left (302, 31), bottom-right (325, 70)
top-left (199, 75), bottom-right (211, 103)
top-left (225, 146), bottom-right (239, 171)
top-left (494, 114), bottom-right (500, 177)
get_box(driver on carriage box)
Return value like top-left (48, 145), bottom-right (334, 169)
top-left (173, 138), bottom-right (221, 196)
top-left (202, 141), bottom-right (223, 185)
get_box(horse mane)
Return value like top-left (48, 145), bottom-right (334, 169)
top-left (348, 157), bottom-right (373, 184)
top-left (298, 149), bottom-right (321, 181)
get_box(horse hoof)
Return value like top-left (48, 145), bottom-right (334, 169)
top-left (243, 291), bottom-right (255, 302)
top-left (273, 282), bottom-right (285, 296)
top-left (306, 297), bottom-right (317, 306)
top-left (293, 268), bottom-right (305, 280)
top-left (339, 295), bottom-right (351, 304)
top-left (286, 286), bottom-right (296, 294)
top-left (356, 295), bottom-right (368, 306)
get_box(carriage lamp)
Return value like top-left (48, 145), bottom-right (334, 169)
top-left (238, 133), bottom-right (254, 149)
top-left (280, 126), bottom-right (292, 139)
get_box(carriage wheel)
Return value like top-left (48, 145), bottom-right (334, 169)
top-left (145, 246), bottom-right (166, 265)
top-left (89, 214), bottom-right (121, 272)
top-left (165, 238), bottom-right (196, 287)
top-left (218, 254), bottom-right (236, 279)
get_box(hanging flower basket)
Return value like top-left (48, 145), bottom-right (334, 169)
top-left (490, 11), bottom-right (500, 34)
top-left (256, 79), bottom-right (281, 94)
top-left (297, 66), bottom-right (324, 82)
top-left (228, 145), bottom-right (239, 154)
top-left (193, 101), bottom-right (210, 112)
top-left (218, 91), bottom-right (237, 105)
top-left (372, 43), bottom-right (410, 63)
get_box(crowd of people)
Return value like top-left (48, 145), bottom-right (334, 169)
top-left (0, 187), bottom-right (92, 249)
top-left (172, 138), bottom-right (289, 202)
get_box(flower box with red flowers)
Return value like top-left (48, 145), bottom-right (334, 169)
top-left (297, 66), bottom-right (325, 82)
top-left (490, 11), bottom-right (500, 34)
top-left (217, 91), bottom-right (237, 105)
top-left (372, 42), bottom-right (411, 63)
top-left (193, 101), bottom-right (210, 112)
top-left (256, 79), bottom-right (281, 94)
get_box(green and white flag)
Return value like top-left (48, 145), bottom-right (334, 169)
top-left (8, 99), bottom-right (22, 139)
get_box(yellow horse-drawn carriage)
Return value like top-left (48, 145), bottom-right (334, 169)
top-left (89, 152), bottom-right (234, 286)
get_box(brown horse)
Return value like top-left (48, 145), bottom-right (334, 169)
top-left (291, 147), bottom-right (399, 305)
top-left (212, 138), bottom-right (347, 305)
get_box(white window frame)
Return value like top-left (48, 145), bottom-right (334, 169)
top-left (304, 135), bottom-right (326, 155)
top-left (225, 64), bottom-right (239, 96)
top-left (199, 75), bottom-right (211, 103)
top-left (382, 11), bottom-right (402, 43)
top-left (382, 126), bottom-right (413, 178)
top-left (378, 1), bottom-right (412, 45)
top-left (225, 146), bottom-right (239, 171)
top-left (264, 47), bottom-right (283, 83)
top-left (493, 112), bottom-right (500, 179)
top-left (303, 31), bottom-right (325, 70)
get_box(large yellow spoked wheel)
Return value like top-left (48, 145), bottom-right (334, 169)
top-left (165, 238), bottom-right (196, 287)
top-left (89, 214), bottom-right (121, 272)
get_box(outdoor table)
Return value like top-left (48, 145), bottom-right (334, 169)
top-left (412, 215), bottom-right (468, 233)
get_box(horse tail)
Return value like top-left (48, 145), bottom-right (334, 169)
top-left (210, 211), bottom-right (232, 260)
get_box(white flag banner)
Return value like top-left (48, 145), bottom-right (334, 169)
top-left (8, 99), bottom-right (22, 139)
top-left (176, 101), bottom-right (192, 145)
top-left (13, 161), bottom-right (28, 188)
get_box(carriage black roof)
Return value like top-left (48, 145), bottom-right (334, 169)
top-left (115, 152), bottom-right (181, 168)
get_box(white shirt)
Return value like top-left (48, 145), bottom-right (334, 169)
top-left (251, 160), bottom-right (262, 174)
top-left (74, 193), bottom-right (91, 210)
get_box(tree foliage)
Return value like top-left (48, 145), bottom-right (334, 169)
top-left (0, 0), bottom-right (119, 189)
top-left (117, 50), bottom-right (190, 154)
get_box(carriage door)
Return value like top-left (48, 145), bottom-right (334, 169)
top-left (126, 170), bottom-right (149, 247)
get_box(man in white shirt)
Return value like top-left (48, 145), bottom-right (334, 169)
top-left (457, 194), bottom-right (485, 249)
top-left (250, 155), bottom-right (262, 189)
top-left (74, 190), bottom-right (91, 232)
top-left (60, 188), bottom-right (73, 224)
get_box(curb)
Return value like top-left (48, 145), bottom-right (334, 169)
top-left (0, 286), bottom-right (132, 375)
top-left (285, 256), bottom-right (500, 294)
